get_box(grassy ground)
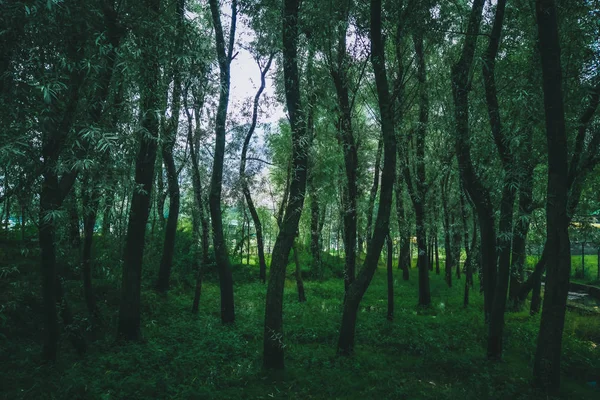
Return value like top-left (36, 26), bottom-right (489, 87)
top-left (1, 238), bottom-right (599, 399)
top-left (525, 254), bottom-right (600, 286)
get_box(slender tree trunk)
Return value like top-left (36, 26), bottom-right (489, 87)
top-left (38, 22), bottom-right (87, 360)
top-left (241, 55), bottom-right (273, 283)
top-left (117, 0), bottom-right (161, 340)
top-left (20, 200), bottom-right (25, 241)
top-left (460, 185), bottom-right (473, 305)
top-left (441, 174), bottom-right (453, 287)
top-left (293, 241), bottom-right (306, 302)
top-left (434, 231), bottom-right (440, 276)
top-left (533, 0), bottom-right (571, 392)
top-left (39, 179), bottom-right (60, 361)
top-left (337, 0), bottom-right (396, 355)
top-left (330, 9), bottom-right (358, 291)
top-left (4, 179), bottom-right (10, 234)
top-left (387, 234), bottom-right (393, 321)
top-left (156, 0), bottom-right (184, 292)
top-left (186, 87), bottom-right (210, 314)
top-left (395, 176), bottom-right (410, 279)
top-left (481, 0), bottom-right (516, 360)
top-left (402, 31), bottom-right (430, 306)
top-left (366, 136), bottom-right (382, 249)
top-left (156, 159), bottom-right (166, 230)
top-left (67, 191), bottom-right (81, 250)
top-left (82, 174), bottom-right (101, 331)
top-left (452, 214), bottom-right (461, 280)
top-left (530, 272), bottom-right (542, 315)
top-left (263, 0), bottom-right (309, 370)
top-left (451, 0), bottom-right (495, 321)
top-left (208, 0), bottom-right (237, 324)
top-left (309, 189), bottom-right (322, 280)
top-left (508, 131), bottom-right (534, 309)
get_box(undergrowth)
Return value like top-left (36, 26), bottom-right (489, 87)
top-left (0, 233), bottom-right (599, 399)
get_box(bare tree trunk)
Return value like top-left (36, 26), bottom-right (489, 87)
top-left (293, 241), bottom-right (306, 302)
top-left (386, 233), bottom-right (393, 321)
top-left (185, 85), bottom-right (210, 315)
top-left (365, 137), bottom-right (382, 250)
top-left (337, 0), bottom-right (396, 355)
top-left (330, 6), bottom-right (358, 290)
top-left (395, 175), bottom-right (410, 279)
top-left (117, 0), bottom-right (161, 341)
top-left (156, 0), bottom-right (184, 292)
top-left (263, 0), bottom-right (309, 370)
top-left (451, 0), bottom-right (495, 321)
top-left (532, 0), bottom-right (571, 392)
top-left (240, 54), bottom-right (273, 283)
top-left (208, 0), bottom-right (237, 324)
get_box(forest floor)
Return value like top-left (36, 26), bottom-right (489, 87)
top-left (1, 240), bottom-right (600, 399)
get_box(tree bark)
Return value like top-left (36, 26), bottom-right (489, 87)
top-left (293, 241), bottom-right (306, 302)
top-left (481, 0), bottom-right (515, 360)
top-left (451, 0), bottom-right (496, 321)
top-left (386, 233), bottom-right (394, 321)
top-left (67, 190), bottom-right (81, 250)
top-left (38, 16), bottom-right (87, 360)
top-left (263, 0), bottom-right (309, 370)
top-left (241, 55), bottom-right (273, 283)
top-left (337, 0), bottom-right (396, 355)
top-left (395, 175), bottom-right (410, 279)
top-left (508, 128), bottom-right (534, 309)
top-left (309, 187), bottom-right (322, 280)
top-left (366, 137), bottom-right (382, 249)
top-left (82, 173), bottom-right (101, 331)
top-left (400, 31), bottom-right (430, 306)
top-left (208, 0), bottom-right (237, 324)
top-left (117, 0), bottom-right (161, 341)
top-left (185, 85), bottom-right (210, 314)
top-left (441, 172), bottom-right (453, 288)
top-left (330, 6), bottom-right (358, 291)
top-left (532, 0), bottom-right (571, 392)
top-left (156, 0), bottom-right (185, 293)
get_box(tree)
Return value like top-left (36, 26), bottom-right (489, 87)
top-left (450, 0), bottom-right (496, 322)
top-left (337, 0), bottom-right (396, 355)
top-left (240, 54), bottom-right (274, 284)
top-left (532, 0), bottom-right (571, 392)
top-left (117, 0), bottom-right (162, 341)
top-left (156, 0), bottom-right (186, 293)
top-left (263, 0), bottom-right (310, 370)
top-left (208, 0), bottom-right (237, 324)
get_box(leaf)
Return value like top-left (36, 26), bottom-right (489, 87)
top-left (43, 87), bottom-right (51, 104)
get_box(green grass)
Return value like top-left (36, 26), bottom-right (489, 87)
top-left (525, 254), bottom-right (600, 285)
top-left (1, 239), bottom-right (599, 400)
